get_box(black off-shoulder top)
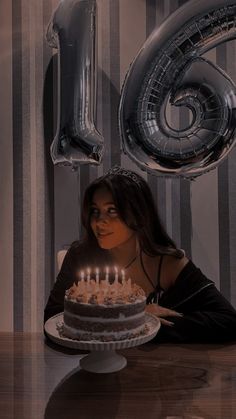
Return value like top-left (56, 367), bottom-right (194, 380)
top-left (146, 255), bottom-right (164, 305)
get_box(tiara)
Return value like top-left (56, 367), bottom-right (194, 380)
top-left (106, 165), bottom-right (142, 186)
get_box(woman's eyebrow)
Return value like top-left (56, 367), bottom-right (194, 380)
top-left (91, 201), bottom-right (115, 205)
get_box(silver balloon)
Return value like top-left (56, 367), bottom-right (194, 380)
top-left (46, 0), bottom-right (104, 169)
top-left (119, 0), bottom-right (236, 179)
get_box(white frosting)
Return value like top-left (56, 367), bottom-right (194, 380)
top-left (65, 296), bottom-right (146, 305)
top-left (64, 310), bottom-right (145, 323)
top-left (66, 277), bottom-right (146, 305)
top-left (63, 322), bottom-right (147, 341)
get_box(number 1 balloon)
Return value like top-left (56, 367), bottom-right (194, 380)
top-left (119, 0), bottom-right (236, 179)
top-left (46, 0), bottom-right (104, 169)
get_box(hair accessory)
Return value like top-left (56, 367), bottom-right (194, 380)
top-left (106, 165), bottom-right (142, 186)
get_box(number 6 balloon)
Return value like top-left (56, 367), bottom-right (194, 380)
top-left (46, 0), bottom-right (104, 169)
top-left (119, 0), bottom-right (236, 179)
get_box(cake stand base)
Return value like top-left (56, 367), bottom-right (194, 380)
top-left (44, 313), bottom-right (161, 374)
top-left (80, 350), bottom-right (127, 373)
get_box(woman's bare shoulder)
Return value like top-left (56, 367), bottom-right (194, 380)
top-left (161, 254), bottom-right (189, 290)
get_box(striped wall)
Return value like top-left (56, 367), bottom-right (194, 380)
top-left (1, 0), bottom-right (236, 332)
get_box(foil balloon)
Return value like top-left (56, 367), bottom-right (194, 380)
top-left (119, 0), bottom-right (236, 179)
top-left (46, 0), bottom-right (104, 169)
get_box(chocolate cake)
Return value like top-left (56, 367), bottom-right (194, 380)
top-left (63, 277), bottom-right (148, 342)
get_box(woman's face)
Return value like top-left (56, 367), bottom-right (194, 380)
top-left (90, 186), bottom-right (135, 250)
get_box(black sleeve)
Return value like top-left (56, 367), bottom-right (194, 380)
top-left (153, 285), bottom-right (236, 343)
top-left (44, 247), bottom-right (76, 324)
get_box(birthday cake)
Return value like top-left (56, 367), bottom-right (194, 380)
top-left (62, 273), bottom-right (148, 342)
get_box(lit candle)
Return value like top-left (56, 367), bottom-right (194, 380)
top-left (80, 270), bottom-right (85, 282)
top-left (86, 267), bottom-right (91, 281)
top-left (121, 269), bottom-right (125, 284)
top-left (122, 278), bottom-right (126, 288)
top-left (95, 267), bottom-right (99, 283)
top-left (114, 266), bottom-right (118, 284)
top-left (79, 272), bottom-right (85, 293)
top-left (105, 266), bottom-right (109, 283)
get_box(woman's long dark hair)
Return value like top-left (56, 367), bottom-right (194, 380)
top-left (69, 169), bottom-right (184, 271)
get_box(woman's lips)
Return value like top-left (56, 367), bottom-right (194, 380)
top-left (97, 232), bottom-right (113, 238)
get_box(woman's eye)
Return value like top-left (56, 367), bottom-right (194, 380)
top-left (90, 208), bottom-right (99, 215)
top-left (90, 207), bottom-right (118, 218)
top-left (108, 207), bottom-right (118, 217)
top-left (108, 207), bottom-right (117, 213)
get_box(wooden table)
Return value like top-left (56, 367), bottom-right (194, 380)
top-left (0, 333), bottom-right (236, 419)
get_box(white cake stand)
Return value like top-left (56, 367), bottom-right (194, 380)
top-left (44, 312), bottom-right (161, 373)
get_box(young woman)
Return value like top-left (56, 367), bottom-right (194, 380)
top-left (44, 166), bottom-right (236, 343)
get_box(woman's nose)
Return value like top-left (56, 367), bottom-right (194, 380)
top-left (96, 213), bottom-right (109, 223)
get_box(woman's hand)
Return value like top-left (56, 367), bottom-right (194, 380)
top-left (145, 304), bottom-right (183, 327)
